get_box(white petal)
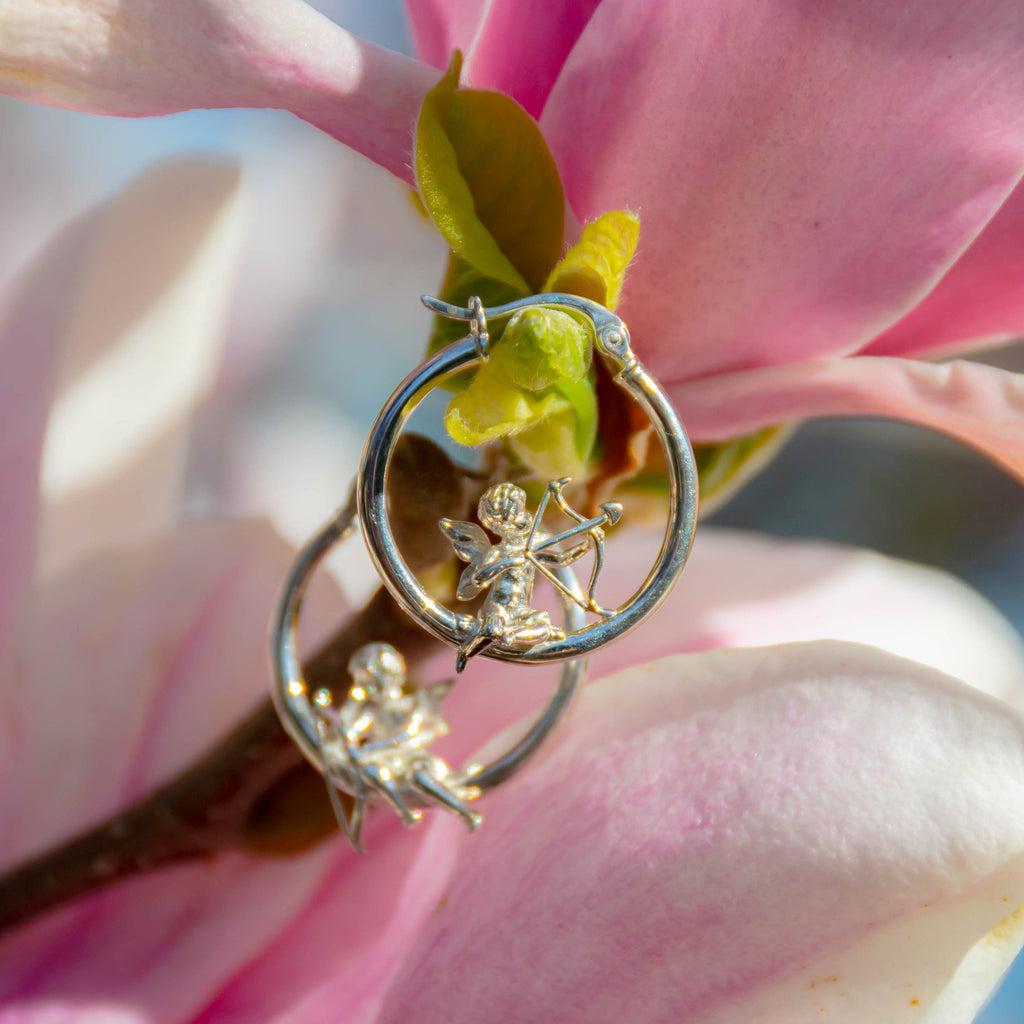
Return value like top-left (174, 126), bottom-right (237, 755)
top-left (364, 642), bottom-right (1024, 1024)
top-left (38, 160), bottom-right (243, 577)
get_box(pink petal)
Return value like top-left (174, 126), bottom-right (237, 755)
top-left (866, 180), bottom-right (1024, 358)
top-left (364, 642), bottom-right (1024, 1023)
top-left (0, 1), bottom-right (435, 183)
top-left (540, 0), bottom-right (1024, 380)
top-left (0, 521), bottom-right (449, 1024)
top-left (0, 160), bottom-right (240, 661)
top-left (403, 0), bottom-right (487, 70)
top-left (671, 356), bottom-right (1024, 481)
top-left (0, 848), bottom-right (328, 1024)
top-left (404, 0), bottom-right (602, 118)
top-left (434, 528), bottom-right (1024, 768)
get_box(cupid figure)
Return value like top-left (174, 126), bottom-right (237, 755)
top-left (439, 482), bottom-right (593, 671)
top-left (314, 642), bottom-right (480, 850)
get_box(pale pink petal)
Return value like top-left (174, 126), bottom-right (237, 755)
top-left (671, 357), bottom-right (1024, 481)
top-left (866, 181), bottom-right (1024, 358)
top-left (0, 519), bottom-right (332, 864)
top-left (540, 0), bottom-right (1024, 379)
top-left (435, 529), bottom-right (1024, 768)
top-left (0, 520), bottom-right (461, 1024)
top-left (0, 1), bottom-right (435, 182)
top-left (39, 418), bottom-right (203, 583)
top-left (0, 214), bottom-right (87, 666)
top-left (36, 160), bottom-right (244, 580)
top-left (0, 160), bottom-right (239, 660)
top-left (0, 519), bottom-right (336, 1017)
top-left (207, 818), bottom-right (460, 1024)
top-left (365, 642), bottom-right (1024, 1024)
top-left (596, 529), bottom-right (1024, 704)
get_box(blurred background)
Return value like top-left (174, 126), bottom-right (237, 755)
top-left (2, 0), bottom-right (1021, 1018)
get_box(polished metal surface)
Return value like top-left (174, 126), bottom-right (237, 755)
top-left (270, 492), bottom-right (586, 849)
top-left (312, 640), bottom-right (480, 850)
top-left (358, 292), bottom-right (699, 664)
top-left (439, 479), bottom-right (623, 671)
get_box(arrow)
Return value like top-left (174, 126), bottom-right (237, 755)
top-left (530, 503), bottom-right (622, 554)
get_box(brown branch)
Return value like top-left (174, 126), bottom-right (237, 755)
top-left (0, 588), bottom-right (446, 935)
top-left (0, 436), bottom-right (484, 935)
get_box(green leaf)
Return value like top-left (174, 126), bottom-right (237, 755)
top-left (491, 307), bottom-right (592, 392)
top-left (510, 374), bottom-right (598, 478)
top-left (444, 360), bottom-right (569, 446)
top-left (693, 425), bottom-right (794, 515)
top-left (545, 210), bottom-right (640, 309)
top-left (415, 53), bottom-right (565, 291)
top-left (621, 424), bottom-right (794, 516)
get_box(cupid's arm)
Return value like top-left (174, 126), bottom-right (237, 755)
top-left (457, 548), bottom-right (520, 599)
top-left (339, 700), bottom-right (375, 743)
top-left (473, 551), bottom-right (520, 582)
top-left (535, 539), bottom-right (590, 566)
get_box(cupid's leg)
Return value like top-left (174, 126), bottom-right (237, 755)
top-left (456, 630), bottom-right (496, 673)
top-left (410, 767), bottom-right (482, 831)
top-left (504, 609), bottom-right (565, 648)
top-left (360, 763), bottom-right (422, 827)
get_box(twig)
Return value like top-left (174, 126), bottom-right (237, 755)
top-left (0, 588), bottom-right (444, 935)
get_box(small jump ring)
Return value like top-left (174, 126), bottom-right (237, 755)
top-left (357, 292), bottom-right (699, 666)
top-left (270, 491), bottom-right (586, 850)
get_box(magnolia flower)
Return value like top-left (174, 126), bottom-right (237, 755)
top-left (2, 0), bottom-right (1022, 475)
top-left (0, 157), bottom-right (1020, 1024)
top-left (2, 3), bottom-right (1024, 1024)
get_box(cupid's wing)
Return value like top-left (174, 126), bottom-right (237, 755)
top-left (415, 677), bottom-right (456, 712)
top-left (439, 519), bottom-right (489, 563)
top-left (408, 681), bottom-right (454, 743)
top-left (439, 519), bottom-right (492, 599)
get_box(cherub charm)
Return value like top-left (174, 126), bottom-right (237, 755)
top-left (312, 642), bottom-right (480, 851)
top-left (274, 291), bottom-right (697, 850)
top-left (440, 479), bottom-right (623, 671)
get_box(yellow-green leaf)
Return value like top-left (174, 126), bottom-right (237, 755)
top-left (444, 360), bottom-right (569, 446)
top-left (621, 424), bottom-right (794, 517)
top-left (415, 53), bottom-right (564, 291)
top-left (511, 409), bottom-right (585, 479)
top-left (510, 374), bottom-right (598, 478)
top-left (693, 425), bottom-right (794, 516)
top-left (492, 307), bottom-right (592, 392)
top-left (544, 210), bottom-right (640, 309)
top-left (444, 359), bottom-right (597, 479)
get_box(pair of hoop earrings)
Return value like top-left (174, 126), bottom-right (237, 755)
top-left (271, 293), bottom-right (698, 851)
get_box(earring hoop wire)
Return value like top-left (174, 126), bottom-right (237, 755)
top-left (357, 293), bottom-right (699, 664)
top-left (270, 489), bottom-right (588, 803)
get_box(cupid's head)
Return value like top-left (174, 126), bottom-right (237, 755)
top-left (478, 483), bottom-right (532, 537)
top-left (347, 642), bottom-right (406, 697)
